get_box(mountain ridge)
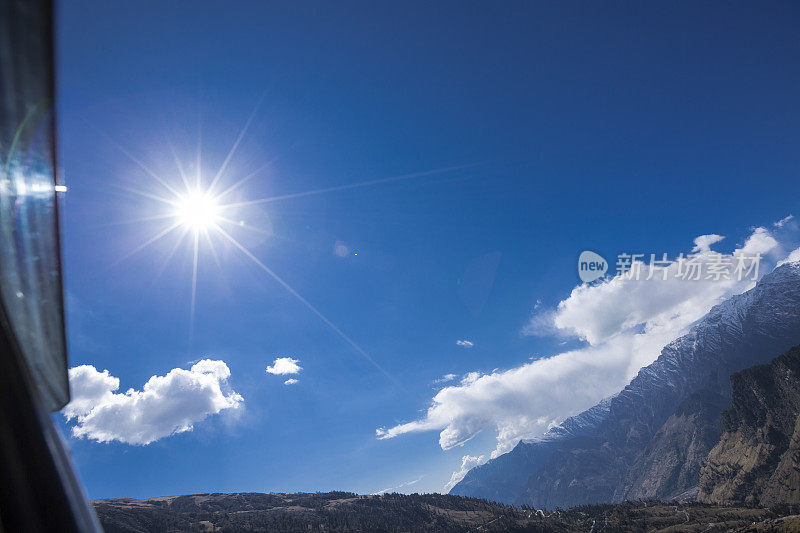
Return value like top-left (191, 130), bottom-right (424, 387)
top-left (449, 397), bottom-right (612, 504)
top-left (522, 261), bottom-right (800, 508)
top-left (451, 261), bottom-right (800, 509)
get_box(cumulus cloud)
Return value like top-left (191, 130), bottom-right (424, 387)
top-left (444, 455), bottom-right (487, 492)
top-left (266, 357), bottom-right (302, 375)
top-left (284, 378), bottom-right (299, 386)
top-left (62, 366), bottom-right (119, 421)
top-left (63, 360), bottom-right (243, 445)
top-left (739, 226), bottom-right (779, 256)
top-left (379, 225), bottom-right (796, 459)
top-left (456, 340), bottom-right (474, 348)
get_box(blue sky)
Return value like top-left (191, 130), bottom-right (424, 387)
top-left (55, 1), bottom-right (800, 498)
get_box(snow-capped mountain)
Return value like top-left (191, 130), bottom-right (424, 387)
top-left (452, 261), bottom-right (800, 508)
top-left (449, 397), bottom-right (613, 504)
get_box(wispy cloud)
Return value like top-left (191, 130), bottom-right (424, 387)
top-left (774, 214), bottom-right (794, 228)
top-left (373, 476), bottom-right (424, 495)
top-left (63, 360), bottom-right (243, 445)
top-left (444, 455), bottom-right (486, 492)
top-left (434, 373), bottom-right (457, 384)
top-left (456, 340), bottom-right (474, 348)
top-left (378, 224), bottom-right (798, 459)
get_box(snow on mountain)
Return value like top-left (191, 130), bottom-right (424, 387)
top-left (453, 261), bottom-right (800, 508)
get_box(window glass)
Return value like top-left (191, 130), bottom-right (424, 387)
top-left (0, 0), bottom-right (68, 411)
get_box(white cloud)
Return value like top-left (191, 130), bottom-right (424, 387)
top-left (459, 372), bottom-right (481, 386)
top-left (434, 373), bottom-right (457, 384)
top-left (739, 226), bottom-right (779, 256)
top-left (456, 340), bottom-right (474, 348)
top-left (62, 366), bottom-right (119, 421)
top-left (266, 357), bottom-right (302, 375)
top-left (63, 360), bottom-right (243, 445)
top-left (373, 476), bottom-right (424, 495)
top-left (284, 378), bottom-right (299, 385)
top-left (543, 227), bottom-right (778, 345)
top-left (444, 455), bottom-right (487, 492)
top-left (691, 233), bottom-right (725, 252)
top-left (378, 225), bottom-right (796, 459)
top-left (774, 214), bottom-right (794, 228)
top-left (377, 328), bottom-right (675, 457)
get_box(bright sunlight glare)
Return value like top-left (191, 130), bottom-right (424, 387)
top-left (176, 192), bottom-right (220, 230)
top-left (108, 100), bottom-right (463, 387)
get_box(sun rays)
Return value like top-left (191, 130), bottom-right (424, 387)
top-left (97, 103), bottom-right (469, 387)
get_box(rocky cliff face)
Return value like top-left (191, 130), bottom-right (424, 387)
top-left (518, 262), bottom-right (800, 509)
top-left (449, 398), bottom-right (612, 504)
top-left (622, 388), bottom-right (730, 501)
top-left (699, 344), bottom-right (800, 506)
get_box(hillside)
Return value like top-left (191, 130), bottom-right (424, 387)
top-left (92, 492), bottom-right (800, 532)
top-left (93, 492), bottom-right (537, 533)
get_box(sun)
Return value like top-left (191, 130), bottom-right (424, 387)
top-left (175, 191), bottom-right (220, 230)
top-left (109, 101), bottom-right (459, 386)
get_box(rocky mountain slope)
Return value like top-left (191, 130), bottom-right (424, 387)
top-left (452, 261), bottom-right (800, 509)
top-left (518, 261), bottom-right (800, 509)
top-left (619, 388), bottom-right (730, 502)
top-left (699, 344), bottom-right (800, 507)
top-left (449, 397), bottom-right (612, 504)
